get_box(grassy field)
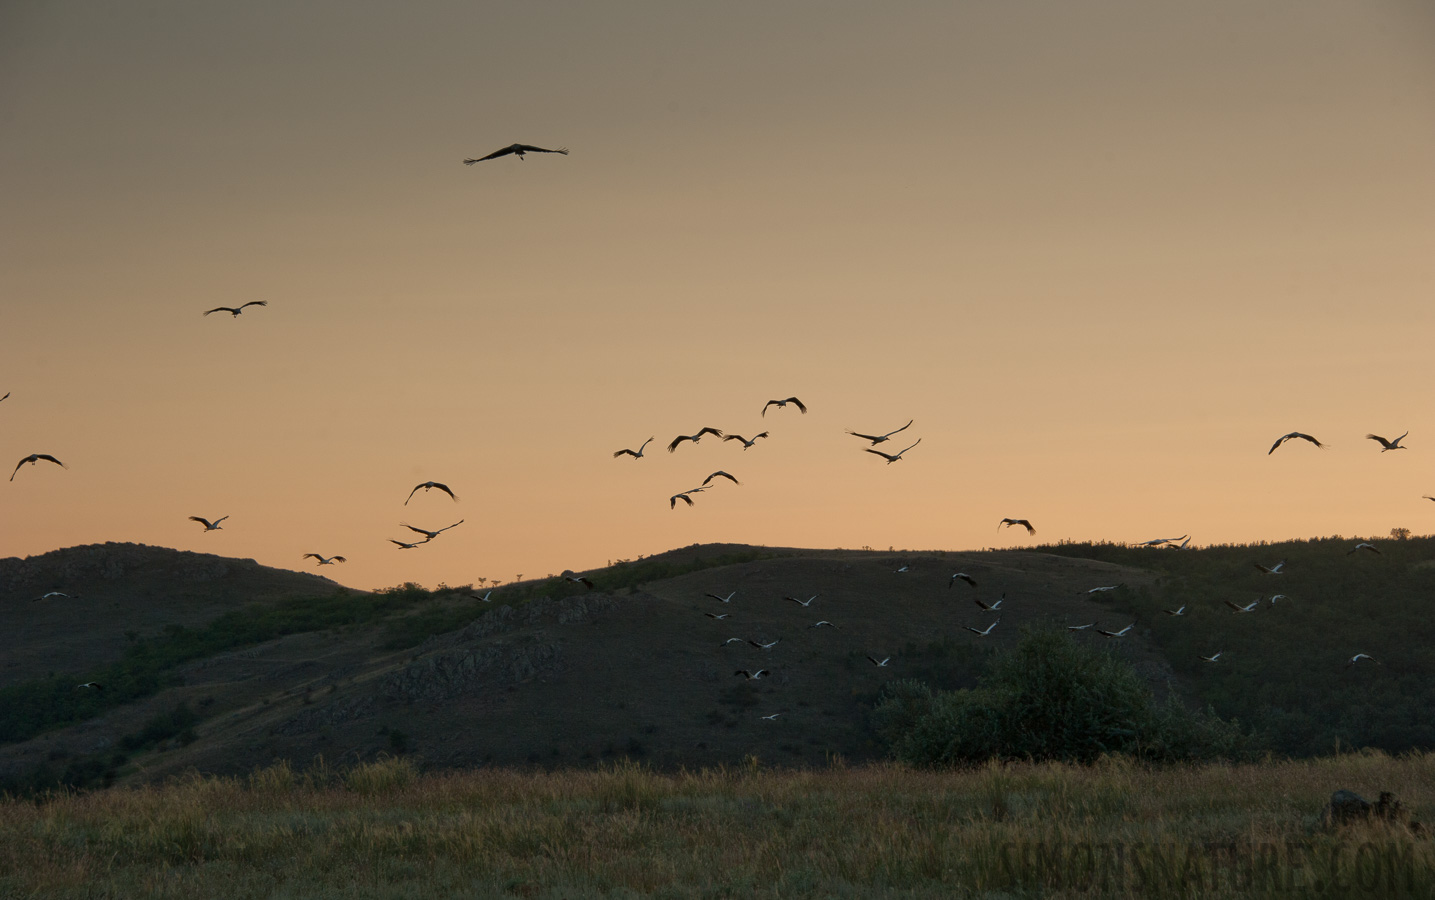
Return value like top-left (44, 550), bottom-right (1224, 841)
top-left (2, 752), bottom-right (1432, 899)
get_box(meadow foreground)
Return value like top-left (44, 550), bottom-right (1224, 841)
top-left (2, 752), bottom-right (1432, 899)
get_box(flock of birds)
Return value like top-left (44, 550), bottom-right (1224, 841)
top-left (0, 145), bottom-right (1412, 703)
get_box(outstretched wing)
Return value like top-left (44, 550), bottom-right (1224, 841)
top-left (847, 431), bottom-right (881, 442)
top-left (667, 435), bottom-right (691, 453)
top-left (614, 448), bottom-right (639, 458)
top-left (864, 448), bottom-right (894, 460)
top-left (703, 471), bottom-right (740, 486)
top-left (303, 553), bottom-right (322, 561)
top-left (784, 397), bottom-right (807, 413)
top-left (696, 427), bottom-right (724, 439)
top-left (188, 516), bottom-right (212, 528)
top-left (239, 301), bottom-right (268, 311)
top-left (432, 482), bottom-right (457, 501)
top-left (467, 144), bottom-right (520, 163)
top-left (203, 307), bottom-right (235, 316)
top-left (514, 144), bottom-right (568, 154)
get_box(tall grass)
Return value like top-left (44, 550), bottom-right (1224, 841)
top-left (2, 752), bottom-right (1431, 898)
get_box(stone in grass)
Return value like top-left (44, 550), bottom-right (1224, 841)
top-left (1321, 790), bottom-right (1423, 834)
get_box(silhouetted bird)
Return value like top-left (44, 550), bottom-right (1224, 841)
top-left (464, 143), bottom-right (569, 163)
top-left (204, 301), bottom-right (267, 317)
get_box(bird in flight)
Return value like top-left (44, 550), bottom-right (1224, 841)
top-left (867, 656), bottom-right (891, 667)
top-left (0, 392), bottom-right (9, 402)
top-left (464, 143), bottom-right (569, 163)
top-left (785, 595), bottom-right (818, 607)
top-left (724, 432), bottom-right (768, 450)
top-left (10, 453), bottom-right (66, 481)
top-left (468, 590), bottom-right (493, 602)
top-left (1097, 623), bottom-right (1134, 637)
top-left (302, 554), bottom-right (346, 566)
top-left (722, 637), bottom-right (745, 646)
top-left (401, 520), bottom-right (464, 541)
top-left (668, 428), bottom-right (725, 452)
top-left (847, 420), bottom-right (913, 446)
top-left (702, 471), bottom-right (740, 487)
top-left (1200, 652), bottom-right (1223, 663)
top-left (1366, 431), bottom-right (1409, 452)
top-left (966, 619), bottom-right (1000, 637)
top-left (405, 481), bottom-right (457, 505)
top-left (1347, 542), bottom-right (1381, 555)
top-left (1254, 560), bottom-right (1286, 575)
top-left (760, 713), bottom-right (781, 720)
top-left (1268, 432), bottom-right (1324, 454)
top-left (565, 575), bottom-right (595, 589)
top-left (189, 515), bottom-right (228, 532)
top-left (203, 301), bottom-right (268, 317)
top-left (1087, 585), bottom-right (1122, 593)
top-left (974, 595), bottom-right (1003, 612)
top-left (749, 639), bottom-right (780, 650)
top-left (998, 518), bottom-right (1036, 535)
top-left (1224, 599), bottom-right (1259, 614)
top-left (865, 439), bottom-right (922, 464)
top-left (1134, 536), bottom-right (1185, 548)
top-left (390, 539), bottom-right (430, 549)
top-left (949, 573), bottom-right (977, 588)
top-left (762, 397), bottom-right (807, 417)
top-left (734, 669), bottom-right (768, 680)
top-left (77, 682), bottom-right (104, 691)
top-left (894, 565), bottom-right (910, 574)
top-left (1346, 653), bottom-right (1378, 668)
top-left (613, 438), bottom-right (654, 459)
top-left (32, 591), bottom-right (72, 602)
top-left (670, 487), bottom-right (708, 509)
top-left (707, 592), bottom-right (736, 604)
top-left (705, 612), bottom-right (730, 620)
top-left (1068, 622), bottom-right (1096, 630)
top-left (810, 620), bottom-right (839, 629)
top-left (1164, 606), bottom-right (1187, 616)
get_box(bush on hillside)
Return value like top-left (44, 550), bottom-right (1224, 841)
top-left (873, 630), bottom-right (1248, 766)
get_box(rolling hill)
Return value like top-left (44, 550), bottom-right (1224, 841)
top-left (2, 536), bottom-right (1433, 791)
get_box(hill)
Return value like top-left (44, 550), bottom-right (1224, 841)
top-left (2, 536), bottom-right (1434, 791)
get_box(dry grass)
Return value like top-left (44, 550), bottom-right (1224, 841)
top-left (2, 752), bottom-right (1432, 898)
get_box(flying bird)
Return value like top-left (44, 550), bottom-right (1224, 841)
top-left (974, 595), bottom-right (1003, 612)
top-left (464, 143), bottom-right (569, 163)
top-left (564, 575), bottom-right (594, 588)
top-left (734, 669), bottom-right (768, 680)
top-left (390, 539), bottom-right (429, 549)
top-left (1268, 594), bottom-right (1290, 605)
top-left (1224, 599), bottom-right (1260, 614)
top-left (949, 573), bottom-right (977, 588)
top-left (670, 487), bottom-right (707, 509)
top-left (749, 639), bottom-right (780, 650)
top-left (760, 713), bottom-right (781, 720)
top-left (668, 428), bottom-right (725, 452)
top-left (1200, 652), bottom-right (1223, 663)
top-left (966, 619), bottom-right (1000, 637)
top-left (0, 392), bottom-right (9, 402)
top-left (32, 591), bottom-right (72, 602)
top-left (77, 682), bottom-right (104, 691)
top-left (1097, 623), bottom-right (1134, 637)
top-left (865, 439), bottom-right (922, 464)
top-left (188, 515), bottom-right (228, 532)
top-left (468, 590), bottom-right (494, 603)
top-left (722, 638), bottom-right (746, 646)
top-left (707, 592), bottom-right (736, 604)
top-left (1134, 536), bottom-right (1185, 548)
top-left (810, 620), bottom-right (839, 629)
top-left (705, 613), bottom-right (730, 620)
top-left (1087, 585), bottom-right (1122, 593)
top-left (1067, 622), bottom-right (1096, 631)
top-left (1347, 542), bottom-right (1381, 556)
top-left (10, 453), bottom-right (66, 481)
top-left (405, 481), bottom-right (457, 505)
top-left (785, 595), bottom-right (818, 607)
top-left (203, 301), bottom-right (268, 317)
top-left (894, 565), bottom-right (910, 573)
top-left (701, 471), bottom-right (741, 487)
top-left (401, 520), bottom-right (464, 541)
top-left (724, 432), bottom-right (769, 450)
top-left (1346, 653), bottom-right (1378, 668)
top-left (302, 554), bottom-right (346, 565)
top-left (847, 420), bottom-right (913, 445)
top-left (1254, 560), bottom-right (1286, 575)
top-left (762, 397), bottom-right (807, 417)
top-left (613, 438), bottom-right (654, 459)
top-left (1164, 606), bottom-right (1186, 616)
top-left (1268, 432), bottom-right (1324, 454)
top-left (1366, 431), bottom-right (1409, 452)
top-left (998, 518), bottom-right (1036, 535)
top-left (867, 656), bottom-right (891, 667)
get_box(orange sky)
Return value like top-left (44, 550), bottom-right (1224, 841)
top-left (3, 1), bottom-right (1434, 591)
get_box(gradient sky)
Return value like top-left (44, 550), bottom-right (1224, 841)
top-left (3, 1), bottom-right (1434, 591)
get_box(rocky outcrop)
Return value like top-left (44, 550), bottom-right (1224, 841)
top-left (382, 640), bottom-right (564, 703)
